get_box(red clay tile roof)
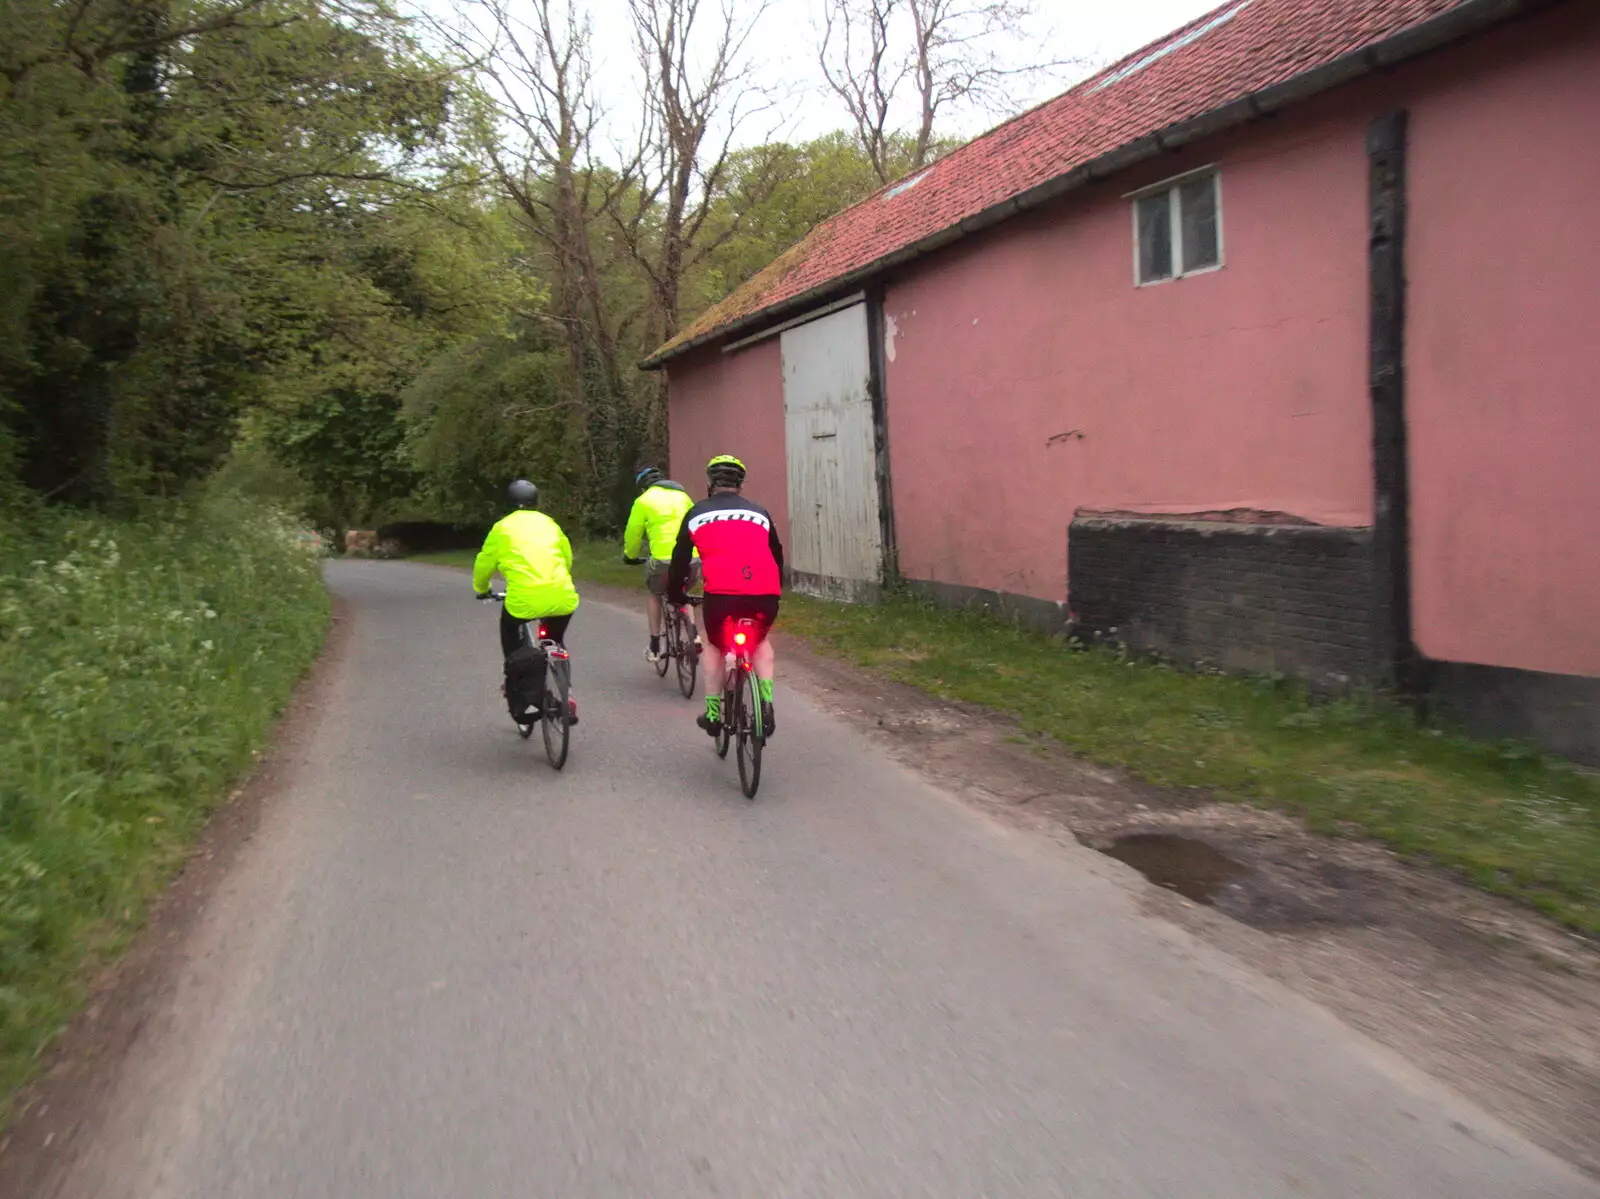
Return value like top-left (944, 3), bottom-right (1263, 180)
top-left (645, 0), bottom-right (1503, 367)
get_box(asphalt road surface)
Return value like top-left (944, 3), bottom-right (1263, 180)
top-left (52, 561), bottom-right (1598, 1198)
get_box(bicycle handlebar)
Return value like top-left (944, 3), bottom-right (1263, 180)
top-left (478, 591), bottom-right (506, 602)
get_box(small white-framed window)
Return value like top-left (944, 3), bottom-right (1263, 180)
top-left (1131, 168), bottom-right (1222, 285)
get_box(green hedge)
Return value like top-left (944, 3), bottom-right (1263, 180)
top-left (0, 496), bottom-right (329, 1110)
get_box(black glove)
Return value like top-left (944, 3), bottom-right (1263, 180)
top-left (622, 555), bottom-right (645, 566)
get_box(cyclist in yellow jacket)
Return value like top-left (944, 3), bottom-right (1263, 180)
top-left (621, 465), bottom-right (699, 663)
top-left (474, 479), bottom-right (580, 724)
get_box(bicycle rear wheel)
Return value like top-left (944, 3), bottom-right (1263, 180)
top-left (735, 668), bottom-right (762, 799)
top-left (542, 655), bottom-right (571, 770)
top-left (674, 610), bottom-right (697, 698)
top-left (714, 673), bottom-right (732, 759)
top-left (653, 621), bottom-right (671, 677)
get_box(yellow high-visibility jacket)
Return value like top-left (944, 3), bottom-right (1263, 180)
top-left (623, 482), bottom-right (695, 561)
top-left (473, 509), bottom-right (580, 620)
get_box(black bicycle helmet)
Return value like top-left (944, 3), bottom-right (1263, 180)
top-left (706, 454), bottom-right (746, 490)
top-left (635, 465), bottom-right (664, 489)
top-left (507, 478), bottom-right (539, 509)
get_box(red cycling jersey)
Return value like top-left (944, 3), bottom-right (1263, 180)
top-left (667, 492), bottom-right (784, 597)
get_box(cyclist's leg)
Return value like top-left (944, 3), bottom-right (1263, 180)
top-left (752, 597), bottom-right (779, 734)
top-left (702, 643), bottom-right (727, 696)
top-left (750, 597), bottom-right (779, 681)
top-left (684, 560), bottom-right (703, 643)
top-left (500, 607), bottom-right (540, 720)
top-left (698, 594), bottom-right (731, 732)
top-left (499, 606), bottom-right (525, 659)
top-left (644, 559), bottom-right (667, 657)
top-left (753, 637), bottom-right (775, 681)
top-left (497, 606), bottom-right (515, 705)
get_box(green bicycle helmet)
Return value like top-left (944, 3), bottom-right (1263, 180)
top-left (706, 454), bottom-right (746, 489)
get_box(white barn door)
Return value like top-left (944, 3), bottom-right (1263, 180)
top-left (781, 302), bottom-right (884, 600)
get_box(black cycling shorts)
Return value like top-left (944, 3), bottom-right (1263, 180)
top-left (701, 594), bottom-right (780, 652)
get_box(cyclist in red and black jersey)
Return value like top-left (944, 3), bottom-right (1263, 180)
top-left (668, 454), bottom-right (784, 739)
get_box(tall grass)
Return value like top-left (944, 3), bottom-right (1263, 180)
top-left (0, 495), bottom-right (329, 1108)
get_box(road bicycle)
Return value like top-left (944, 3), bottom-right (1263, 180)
top-left (481, 592), bottom-right (572, 771)
top-left (690, 599), bottom-right (766, 799)
top-left (653, 596), bottom-right (701, 699)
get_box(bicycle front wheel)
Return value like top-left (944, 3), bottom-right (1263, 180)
top-left (674, 611), bottom-right (697, 698)
top-left (542, 656), bottom-right (571, 770)
top-left (735, 668), bottom-right (762, 799)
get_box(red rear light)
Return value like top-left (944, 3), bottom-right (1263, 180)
top-left (733, 631), bottom-right (747, 646)
top-left (537, 624), bottom-right (548, 639)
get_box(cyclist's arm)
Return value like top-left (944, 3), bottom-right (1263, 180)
top-left (472, 526), bottom-right (502, 595)
top-left (768, 522), bottom-right (785, 574)
top-left (557, 525), bottom-right (573, 576)
top-left (666, 519), bottom-right (694, 603)
top-left (622, 497), bottom-right (646, 562)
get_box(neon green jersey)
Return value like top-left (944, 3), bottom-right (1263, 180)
top-left (623, 482), bottom-right (695, 561)
top-left (473, 509), bottom-right (580, 620)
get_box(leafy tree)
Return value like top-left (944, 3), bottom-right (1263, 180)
top-left (252, 193), bottom-right (528, 529)
top-left (0, 0), bottom-right (470, 507)
top-left (264, 388), bottom-right (417, 532)
top-left (404, 329), bottom-right (588, 529)
top-left (0, 0), bottom-right (1048, 539)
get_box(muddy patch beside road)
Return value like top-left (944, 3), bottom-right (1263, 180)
top-left (779, 635), bottom-right (1600, 1179)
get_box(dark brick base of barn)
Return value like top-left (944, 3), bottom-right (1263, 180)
top-left (1067, 514), bottom-right (1379, 691)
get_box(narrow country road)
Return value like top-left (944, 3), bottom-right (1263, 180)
top-left (47, 561), bottom-right (1597, 1199)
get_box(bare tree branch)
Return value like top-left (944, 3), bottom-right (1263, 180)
top-left (818, 0), bottom-right (906, 184)
top-left (617, 0), bottom-right (773, 342)
top-left (442, 0), bottom-right (651, 484)
top-left (815, 0), bottom-right (1074, 182)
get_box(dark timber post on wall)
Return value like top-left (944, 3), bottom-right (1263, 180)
top-left (1367, 110), bottom-right (1415, 691)
top-left (866, 285), bottom-right (899, 586)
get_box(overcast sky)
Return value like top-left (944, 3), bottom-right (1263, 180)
top-left (487, 0), bottom-right (1226, 150)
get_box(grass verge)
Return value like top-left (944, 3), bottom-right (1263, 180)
top-left (0, 495), bottom-right (329, 1112)
top-left (415, 541), bottom-right (1600, 935)
top-left (782, 593), bottom-right (1600, 935)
